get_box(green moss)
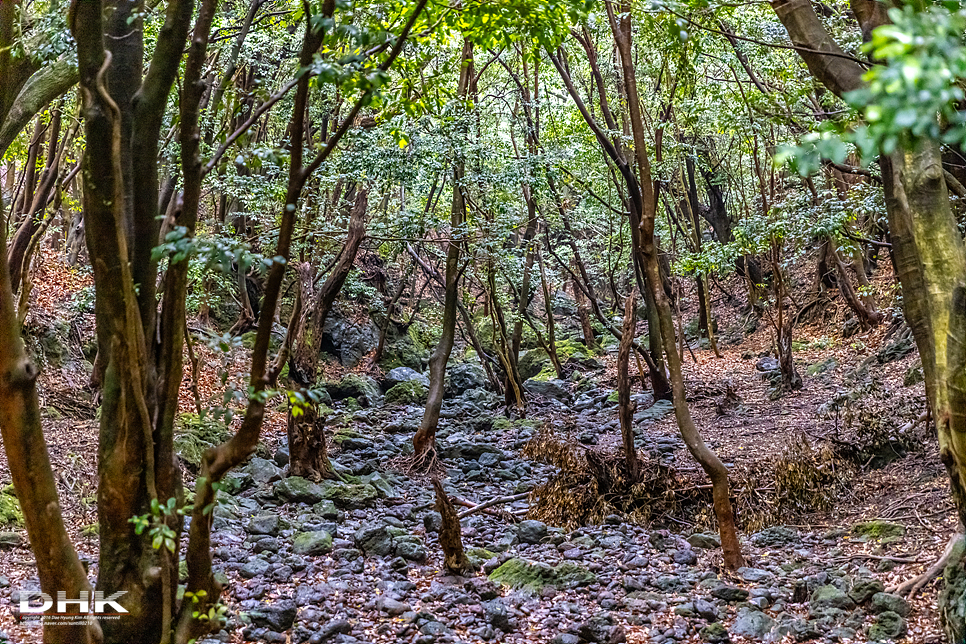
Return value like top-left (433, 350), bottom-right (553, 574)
top-left (0, 486), bottom-right (23, 526)
top-left (385, 380), bottom-right (428, 405)
top-left (492, 417), bottom-right (542, 432)
top-left (606, 390), bottom-right (620, 404)
top-left (466, 547), bottom-right (497, 567)
top-left (241, 331), bottom-right (257, 349)
top-left (852, 520), bottom-right (905, 540)
top-left (81, 522), bottom-right (99, 537)
top-left (488, 557), bottom-right (596, 594)
top-left (174, 413), bottom-right (232, 469)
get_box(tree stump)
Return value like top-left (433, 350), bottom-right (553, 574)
top-left (432, 477), bottom-right (476, 575)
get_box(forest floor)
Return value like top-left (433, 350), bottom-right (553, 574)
top-left (0, 257), bottom-right (955, 644)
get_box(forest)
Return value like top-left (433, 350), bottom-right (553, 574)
top-left (0, 0), bottom-right (964, 642)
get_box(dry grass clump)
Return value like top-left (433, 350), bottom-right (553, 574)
top-left (525, 425), bottom-right (853, 532)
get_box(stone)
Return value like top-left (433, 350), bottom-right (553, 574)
top-left (248, 599), bottom-right (297, 632)
top-left (483, 599), bottom-right (512, 632)
top-left (377, 597), bottom-right (410, 616)
top-left (522, 378), bottom-right (570, 401)
top-left (385, 366), bottom-right (430, 388)
top-left (384, 381), bottom-right (428, 405)
top-left (321, 307), bottom-right (379, 368)
top-left (319, 618), bottom-right (352, 639)
top-left (240, 558), bottom-right (272, 579)
top-left (313, 500), bottom-right (340, 520)
top-left (700, 622), bottom-right (730, 643)
top-left (292, 531), bottom-right (333, 556)
top-left (446, 363), bottom-right (487, 394)
top-left (730, 608), bottom-right (774, 639)
top-left (687, 533), bottom-right (720, 549)
top-left (870, 593), bottom-right (910, 617)
top-left (0, 533), bottom-right (23, 549)
top-left (711, 585), bottom-right (749, 602)
top-left (694, 598), bottom-right (717, 621)
top-left (738, 567), bottom-right (774, 583)
top-left (811, 585), bottom-right (856, 611)
top-left (750, 525), bottom-right (800, 547)
top-left (488, 558), bottom-right (595, 594)
top-left (245, 457), bottom-right (283, 485)
top-left (576, 616), bottom-right (626, 643)
top-left (673, 549), bottom-right (697, 565)
top-left (852, 521), bottom-right (905, 541)
top-left (849, 578), bottom-right (885, 604)
top-left (518, 349), bottom-right (551, 381)
top-left (246, 514), bottom-right (281, 537)
top-left (275, 477), bottom-right (326, 504)
top-left (354, 523), bottom-right (395, 557)
top-left (321, 482), bottom-right (379, 509)
top-left (516, 520), bottom-right (548, 545)
top-left (868, 611), bottom-right (906, 640)
top-left (326, 374), bottom-right (382, 407)
top-left (423, 512), bottom-right (442, 533)
top-left (755, 356), bottom-right (779, 372)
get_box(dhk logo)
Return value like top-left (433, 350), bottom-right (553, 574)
top-left (20, 591), bottom-right (128, 615)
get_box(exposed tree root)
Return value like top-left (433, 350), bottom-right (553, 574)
top-left (888, 531), bottom-right (965, 597)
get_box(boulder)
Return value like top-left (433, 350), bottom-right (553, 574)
top-left (321, 307), bottom-right (379, 368)
top-left (516, 520), bottom-right (548, 545)
top-left (326, 374), bottom-right (381, 407)
top-left (870, 592), bottom-right (910, 617)
top-left (385, 366), bottom-right (430, 388)
top-left (730, 608), bottom-right (774, 639)
top-left (321, 481), bottom-right (379, 509)
top-left (523, 378), bottom-right (570, 401)
top-left (291, 530), bottom-right (333, 556)
top-left (384, 381), bottom-right (428, 405)
top-left (248, 598), bottom-right (297, 632)
top-left (810, 585), bottom-right (856, 611)
top-left (274, 477), bottom-right (325, 504)
top-left (446, 363), bottom-right (487, 394)
top-left (518, 349), bottom-right (551, 381)
top-left (488, 558), bottom-right (595, 594)
top-left (869, 611), bottom-right (907, 640)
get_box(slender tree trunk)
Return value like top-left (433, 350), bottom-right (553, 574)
top-left (618, 288), bottom-right (640, 481)
top-left (413, 40), bottom-right (473, 465)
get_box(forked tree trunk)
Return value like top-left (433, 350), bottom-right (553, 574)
top-left (605, 2), bottom-right (744, 569)
top-left (287, 187), bottom-right (368, 480)
top-left (618, 288), bottom-right (640, 481)
top-left (413, 41), bottom-right (473, 465)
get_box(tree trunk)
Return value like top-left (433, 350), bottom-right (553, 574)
top-left (618, 288), bottom-right (640, 482)
top-left (606, 2), bottom-right (744, 569)
top-left (413, 40), bottom-right (473, 466)
top-left (432, 478), bottom-right (475, 575)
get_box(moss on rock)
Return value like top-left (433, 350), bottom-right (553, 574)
top-left (385, 380), bottom-right (428, 405)
top-left (488, 557), bottom-right (596, 594)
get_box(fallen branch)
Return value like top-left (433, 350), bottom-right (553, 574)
top-left (455, 492), bottom-right (530, 520)
top-left (888, 531), bottom-right (965, 597)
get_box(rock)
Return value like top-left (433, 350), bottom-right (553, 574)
top-left (868, 611), bottom-right (907, 640)
top-left (393, 537), bottom-right (427, 561)
top-left (275, 477), bottom-right (325, 504)
top-left (385, 381), bottom-right (429, 405)
top-left (326, 374), bottom-right (381, 407)
top-left (518, 349), bottom-right (551, 381)
top-left (313, 500), bottom-right (340, 520)
top-left (423, 512), bottom-right (442, 533)
top-left (852, 521), bottom-right (905, 541)
top-left (870, 593), bottom-right (910, 617)
top-left (385, 366), bottom-right (430, 388)
top-left (750, 525), bottom-right (800, 547)
top-left (319, 618), bottom-right (352, 639)
top-left (811, 585), bottom-right (856, 611)
top-left (730, 608), bottom-right (774, 639)
top-left (634, 399), bottom-right (673, 422)
top-left (488, 558), bottom-right (595, 594)
top-left (700, 622), bottom-right (730, 643)
top-left (273, 446), bottom-right (290, 468)
top-left (904, 361), bottom-right (924, 387)
top-left (755, 356), bottom-right (779, 372)
top-left (807, 357), bottom-right (837, 376)
top-left (321, 482), bottom-right (379, 509)
top-left (354, 523), bottom-right (395, 557)
top-left (321, 307), bottom-right (379, 368)
top-left (849, 578), bottom-right (885, 604)
top-left (0, 533), bottom-right (23, 549)
top-left (239, 558), bottom-right (271, 579)
top-left (576, 616), bottom-right (626, 643)
top-left (687, 533), bottom-right (720, 549)
top-left (377, 597), bottom-right (410, 616)
top-left (673, 549), bottom-right (697, 565)
top-left (711, 585), bottom-right (749, 602)
top-left (522, 378), bottom-right (570, 401)
top-left (516, 520), bottom-right (548, 545)
top-left (245, 457), bottom-right (283, 485)
top-left (292, 531), bottom-right (333, 556)
top-left (446, 363), bottom-right (487, 394)
top-left (483, 599), bottom-right (512, 632)
top-left (248, 599), bottom-right (297, 632)
top-left (877, 335), bottom-right (915, 364)
top-left (738, 567), bottom-right (773, 583)
top-left (246, 514), bottom-right (281, 537)
top-left (694, 598), bottom-right (717, 621)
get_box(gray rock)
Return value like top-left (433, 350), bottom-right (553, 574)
top-left (694, 598), bottom-right (718, 621)
top-left (517, 520), bottom-right (548, 545)
top-left (292, 531), bottom-right (333, 556)
top-left (354, 523), bottom-right (394, 557)
top-left (376, 597), bottom-right (410, 616)
top-left (687, 533), bottom-right (720, 549)
top-left (730, 608), bottom-right (774, 639)
top-left (870, 592), bottom-right (910, 617)
top-left (750, 525), bottom-right (800, 547)
top-left (868, 611), bottom-right (907, 640)
top-left (446, 363), bottom-right (487, 393)
top-left (483, 599), bottom-right (512, 632)
top-left (319, 618), bottom-right (352, 639)
top-left (522, 378), bottom-right (570, 401)
top-left (275, 477), bottom-right (326, 504)
top-left (673, 549), bottom-right (697, 565)
top-left (240, 558), bottom-right (272, 579)
top-left (0, 533), bottom-right (23, 549)
top-left (711, 585), bottom-right (749, 602)
top-left (245, 457), bottom-right (283, 485)
top-left (811, 585), bottom-right (856, 611)
top-left (738, 567), bottom-right (774, 583)
top-left (385, 367), bottom-right (430, 388)
top-left (246, 513), bottom-right (281, 537)
top-left (321, 307), bottom-right (379, 368)
top-left (699, 622), bottom-right (730, 643)
top-left (849, 578), bottom-right (885, 604)
top-left (249, 599), bottom-right (297, 631)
